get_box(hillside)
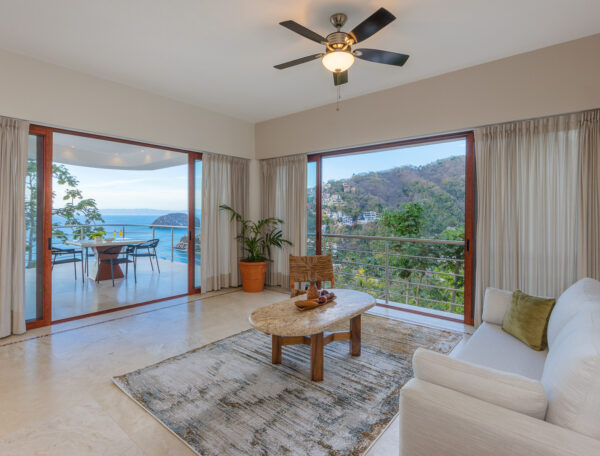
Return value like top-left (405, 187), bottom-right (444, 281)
top-left (323, 156), bottom-right (465, 236)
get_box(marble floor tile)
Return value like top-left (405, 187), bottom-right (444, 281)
top-left (0, 289), bottom-right (464, 455)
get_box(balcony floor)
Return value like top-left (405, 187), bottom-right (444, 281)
top-left (46, 258), bottom-right (189, 321)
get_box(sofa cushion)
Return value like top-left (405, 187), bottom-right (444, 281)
top-left (541, 310), bottom-right (600, 440)
top-left (482, 287), bottom-right (512, 325)
top-left (453, 322), bottom-right (547, 380)
top-left (413, 348), bottom-right (548, 419)
top-left (501, 291), bottom-right (555, 351)
top-left (547, 278), bottom-right (600, 349)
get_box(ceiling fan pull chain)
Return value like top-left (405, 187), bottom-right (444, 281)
top-left (336, 86), bottom-right (341, 112)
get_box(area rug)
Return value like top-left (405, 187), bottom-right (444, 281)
top-left (113, 315), bottom-right (462, 455)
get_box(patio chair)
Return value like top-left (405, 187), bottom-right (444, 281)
top-left (51, 247), bottom-right (84, 282)
top-left (126, 239), bottom-right (160, 283)
top-left (289, 254), bottom-right (335, 296)
top-left (97, 245), bottom-right (132, 287)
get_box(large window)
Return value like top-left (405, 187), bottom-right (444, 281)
top-left (308, 134), bottom-right (474, 323)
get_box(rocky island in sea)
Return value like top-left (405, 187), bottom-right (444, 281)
top-left (151, 212), bottom-right (199, 227)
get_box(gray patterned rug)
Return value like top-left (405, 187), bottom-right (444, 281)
top-left (113, 315), bottom-right (462, 455)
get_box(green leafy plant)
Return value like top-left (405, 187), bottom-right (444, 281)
top-left (89, 230), bottom-right (106, 240)
top-left (220, 204), bottom-right (292, 262)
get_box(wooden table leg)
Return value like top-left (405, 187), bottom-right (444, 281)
top-left (272, 335), bottom-right (282, 364)
top-left (94, 246), bottom-right (125, 281)
top-left (350, 314), bottom-right (361, 356)
top-left (311, 332), bottom-right (324, 381)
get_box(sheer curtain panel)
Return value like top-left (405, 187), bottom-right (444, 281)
top-left (474, 109), bottom-right (600, 326)
top-left (200, 154), bottom-right (248, 292)
top-left (261, 154), bottom-right (307, 288)
top-left (577, 110), bottom-right (600, 279)
top-left (0, 118), bottom-right (29, 337)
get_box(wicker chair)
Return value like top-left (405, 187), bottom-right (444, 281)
top-left (289, 254), bottom-right (335, 296)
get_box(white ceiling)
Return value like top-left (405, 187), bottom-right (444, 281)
top-left (2, 0), bottom-right (600, 122)
top-left (33, 133), bottom-right (187, 170)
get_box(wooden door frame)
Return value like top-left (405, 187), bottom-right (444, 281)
top-left (307, 155), bottom-right (323, 255)
top-left (26, 125), bottom-right (53, 329)
top-left (308, 131), bottom-right (475, 325)
top-left (25, 124), bottom-right (202, 329)
top-left (188, 152), bottom-right (203, 294)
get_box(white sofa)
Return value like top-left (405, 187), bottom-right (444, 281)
top-left (399, 278), bottom-right (600, 456)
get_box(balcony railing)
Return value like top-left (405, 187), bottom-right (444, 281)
top-left (308, 233), bottom-right (465, 317)
top-left (49, 224), bottom-right (200, 263)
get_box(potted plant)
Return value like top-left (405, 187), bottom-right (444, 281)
top-left (220, 204), bottom-right (292, 292)
top-left (89, 230), bottom-right (106, 243)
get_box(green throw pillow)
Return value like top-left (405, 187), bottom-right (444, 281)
top-left (502, 290), bottom-right (556, 351)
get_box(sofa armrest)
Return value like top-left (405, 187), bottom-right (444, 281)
top-left (482, 287), bottom-right (513, 324)
top-left (400, 379), bottom-right (600, 456)
top-left (413, 348), bottom-right (547, 419)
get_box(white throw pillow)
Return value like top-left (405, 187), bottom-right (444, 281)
top-left (481, 287), bottom-right (513, 325)
top-left (541, 310), bottom-right (600, 439)
top-left (546, 278), bottom-right (600, 348)
top-left (412, 348), bottom-right (548, 419)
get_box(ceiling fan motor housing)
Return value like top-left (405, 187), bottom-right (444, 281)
top-left (326, 31), bottom-right (352, 51)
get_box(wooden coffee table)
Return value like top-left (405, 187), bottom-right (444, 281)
top-left (249, 289), bottom-right (375, 381)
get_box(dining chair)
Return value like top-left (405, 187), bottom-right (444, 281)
top-left (51, 247), bottom-right (84, 282)
top-left (289, 254), bottom-right (335, 296)
top-left (126, 239), bottom-right (160, 283)
top-left (97, 245), bottom-right (132, 287)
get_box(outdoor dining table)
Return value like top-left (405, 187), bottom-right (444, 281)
top-left (65, 238), bottom-right (146, 282)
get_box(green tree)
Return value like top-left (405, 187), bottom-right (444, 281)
top-left (381, 202), bottom-right (423, 238)
top-left (25, 162), bottom-right (105, 257)
top-left (52, 164), bottom-right (104, 242)
top-left (25, 160), bottom-right (40, 268)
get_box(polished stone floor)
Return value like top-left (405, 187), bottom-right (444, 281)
top-left (27, 258), bottom-right (189, 321)
top-left (0, 289), bottom-right (463, 455)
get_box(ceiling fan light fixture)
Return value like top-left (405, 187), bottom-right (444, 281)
top-left (321, 50), bottom-right (354, 73)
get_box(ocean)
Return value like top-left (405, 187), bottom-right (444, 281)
top-left (51, 214), bottom-right (198, 264)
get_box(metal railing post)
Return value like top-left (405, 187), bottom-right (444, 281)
top-left (171, 227), bottom-right (174, 262)
top-left (384, 241), bottom-right (390, 305)
top-left (122, 225), bottom-right (125, 238)
top-left (152, 226), bottom-right (155, 240)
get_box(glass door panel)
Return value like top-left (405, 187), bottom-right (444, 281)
top-left (25, 134), bottom-right (46, 322)
top-left (193, 158), bottom-right (202, 289)
top-left (307, 160), bottom-right (318, 255)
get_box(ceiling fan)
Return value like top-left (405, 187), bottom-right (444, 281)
top-left (274, 7), bottom-right (409, 86)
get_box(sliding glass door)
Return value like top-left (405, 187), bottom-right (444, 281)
top-left (25, 128), bottom-right (50, 327)
top-left (189, 154), bottom-right (202, 292)
top-left (24, 125), bottom-right (203, 328)
top-left (308, 133), bottom-right (475, 324)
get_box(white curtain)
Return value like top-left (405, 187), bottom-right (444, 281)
top-left (474, 109), bottom-right (600, 326)
top-left (577, 110), bottom-right (600, 279)
top-left (200, 153), bottom-right (248, 293)
top-left (261, 154), bottom-right (307, 288)
top-left (0, 118), bottom-right (29, 337)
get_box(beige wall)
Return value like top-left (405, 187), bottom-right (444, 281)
top-left (255, 33), bottom-right (600, 158)
top-left (0, 48), bottom-right (254, 158)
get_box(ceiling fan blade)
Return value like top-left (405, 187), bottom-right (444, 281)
top-left (274, 54), bottom-right (322, 70)
top-left (279, 20), bottom-right (327, 44)
top-left (349, 8), bottom-right (396, 43)
top-left (355, 49), bottom-right (409, 66)
top-left (333, 71), bottom-right (348, 86)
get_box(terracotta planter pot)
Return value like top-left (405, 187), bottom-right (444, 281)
top-left (239, 260), bottom-right (267, 292)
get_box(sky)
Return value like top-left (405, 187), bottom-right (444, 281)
top-left (318, 139), bottom-right (466, 183)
